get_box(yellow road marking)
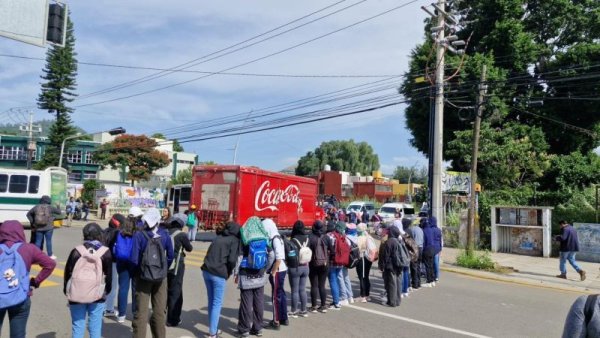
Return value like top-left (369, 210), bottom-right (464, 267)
top-left (39, 280), bottom-right (59, 287)
top-left (31, 265), bottom-right (64, 277)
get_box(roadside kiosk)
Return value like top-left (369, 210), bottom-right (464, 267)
top-left (491, 205), bottom-right (552, 257)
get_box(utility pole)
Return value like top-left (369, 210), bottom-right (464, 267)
top-left (467, 65), bottom-right (487, 255)
top-left (19, 111), bottom-right (41, 169)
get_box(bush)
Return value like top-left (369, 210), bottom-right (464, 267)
top-left (456, 249), bottom-right (496, 270)
top-left (82, 179), bottom-right (103, 206)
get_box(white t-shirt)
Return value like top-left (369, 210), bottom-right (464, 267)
top-left (272, 236), bottom-right (288, 272)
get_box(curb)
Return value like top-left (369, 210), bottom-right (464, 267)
top-left (441, 264), bottom-right (596, 294)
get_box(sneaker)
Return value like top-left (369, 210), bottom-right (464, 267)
top-left (308, 306), bottom-right (318, 313)
top-left (339, 299), bottom-right (349, 305)
top-left (49, 255), bottom-right (57, 260)
top-left (288, 311), bottom-right (299, 319)
top-left (422, 283), bottom-right (432, 287)
top-left (266, 321), bottom-right (280, 330)
top-left (431, 282), bottom-right (436, 287)
top-left (317, 306), bottom-right (328, 313)
top-left (237, 332), bottom-right (250, 338)
top-left (401, 293), bottom-right (409, 298)
top-left (250, 330), bottom-right (263, 337)
top-left (103, 310), bottom-right (116, 317)
top-left (580, 270), bottom-right (587, 281)
top-left (328, 303), bottom-right (341, 310)
top-left (360, 297), bottom-right (367, 303)
top-left (281, 320), bottom-right (289, 326)
top-left (299, 311), bottom-right (309, 318)
top-left (349, 297), bottom-right (355, 304)
top-left (556, 274), bottom-right (567, 279)
top-left (117, 316), bottom-right (125, 323)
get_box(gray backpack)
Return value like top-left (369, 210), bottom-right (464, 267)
top-left (34, 205), bottom-right (51, 226)
top-left (140, 231), bottom-right (167, 282)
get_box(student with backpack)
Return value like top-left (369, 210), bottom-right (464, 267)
top-left (186, 205), bottom-right (199, 242)
top-left (356, 223), bottom-right (377, 302)
top-left (327, 221), bottom-right (350, 310)
top-left (0, 220), bottom-right (56, 338)
top-left (166, 213), bottom-right (193, 327)
top-left (308, 220), bottom-right (329, 313)
top-left (113, 215), bottom-right (137, 323)
top-left (201, 221), bottom-right (240, 338)
top-left (130, 208), bottom-right (174, 338)
top-left (103, 214), bottom-right (125, 318)
top-left (63, 223), bottom-right (113, 338)
top-left (288, 220), bottom-right (311, 318)
top-left (235, 216), bottom-right (271, 337)
top-left (263, 219), bottom-right (289, 329)
top-left (340, 223), bottom-right (358, 305)
top-left (378, 226), bottom-right (403, 307)
top-left (26, 195), bottom-right (61, 260)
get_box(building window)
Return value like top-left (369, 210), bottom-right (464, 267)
top-left (68, 172), bottom-right (82, 181)
top-left (66, 150), bottom-right (83, 164)
top-left (177, 160), bottom-right (195, 165)
top-left (84, 152), bottom-right (97, 164)
top-left (0, 146), bottom-right (27, 160)
top-left (83, 172), bottom-right (97, 180)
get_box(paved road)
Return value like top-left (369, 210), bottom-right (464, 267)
top-left (1, 223), bottom-right (582, 338)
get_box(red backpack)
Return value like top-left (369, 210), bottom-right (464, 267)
top-left (332, 232), bottom-right (350, 266)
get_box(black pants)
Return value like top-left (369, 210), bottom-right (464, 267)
top-left (309, 265), bottom-right (328, 308)
top-left (410, 247), bottom-right (422, 288)
top-left (383, 270), bottom-right (401, 307)
top-left (167, 263), bottom-right (185, 325)
top-left (238, 287), bottom-right (264, 334)
top-left (423, 247), bottom-right (436, 283)
top-left (356, 257), bottom-right (372, 297)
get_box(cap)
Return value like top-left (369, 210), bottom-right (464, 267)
top-left (128, 206), bottom-right (143, 217)
top-left (190, 204), bottom-right (197, 210)
top-left (169, 213), bottom-right (187, 228)
top-left (142, 208), bottom-right (161, 228)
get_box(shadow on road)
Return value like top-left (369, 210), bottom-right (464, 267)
top-left (36, 333), bottom-right (57, 338)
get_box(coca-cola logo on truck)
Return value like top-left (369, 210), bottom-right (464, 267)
top-left (255, 180), bottom-right (303, 212)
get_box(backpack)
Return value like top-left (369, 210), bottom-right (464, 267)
top-left (66, 245), bottom-right (107, 303)
top-left (332, 232), bottom-right (350, 266)
top-left (113, 232), bottom-right (133, 263)
top-left (169, 230), bottom-right (183, 274)
top-left (347, 241), bottom-right (360, 269)
top-left (394, 239), bottom-right (411, 269)
top-left (312, 235), bottom-right (328, 267)
top-left (244, 238), bottom-right (269, 271)
top-left (139, 231), bottom-right (168, 282)
top-left (283, 237), bottom-right (299, 269)
top-left (366, 235), bottom-right (379, 262)
top-left (34, 205), bottom-right (52, 227)
top-left (0, 243), bottom-right (29, 309)
top-left (186, 213), bottom-right (196, 228)
top-left (293, 238), bottom-right (312, 265)
top-left (403, 235), bottom-right (420, 263)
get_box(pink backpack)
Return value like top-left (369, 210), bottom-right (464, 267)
top-left (66, 245), bottom-right (107, 303)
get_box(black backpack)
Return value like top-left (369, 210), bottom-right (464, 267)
top-left (347, 241), bottom-right (360, 269)
top-left (140, 231), bottom-right (168, 282)
top-left (312, 235), bottom-right (328, 267)
top-left (282, 237), bottom-right (299, 269)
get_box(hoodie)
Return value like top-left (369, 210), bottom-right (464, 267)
top-left (262, 219), bottom-right (287, 272)
top-left (26, 195), bottom-right (61, 232)
top-left (379, 226), bottom-right (402, 273)
top-left (0, 220), bottom-right (56, 289)
top-left (201, 222), bottom-right (241, 279)
top-left (308, 221), bottom-right (329, 267)
top-left (290, 220), bottom-right (309, 251)
top-left (423, 217), bottom-right (442, 254)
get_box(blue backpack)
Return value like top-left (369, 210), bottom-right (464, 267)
top-left (0, 243), bottom-right (29, 309)
top-left (243, 238), bottom-right (269, 270)
top-left (113, 233), bottom-right (133, 262)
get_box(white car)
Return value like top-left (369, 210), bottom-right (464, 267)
top-left (378, 202), bottom-right (416, 223)
top-left (346, 201), bottom-right (376, 219)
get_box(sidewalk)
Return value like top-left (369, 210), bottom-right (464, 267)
top-left (441, 247), bottom-right (600, 294)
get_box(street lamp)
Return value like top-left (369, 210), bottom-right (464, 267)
top-left (58, 127), bottom-right (126, 168)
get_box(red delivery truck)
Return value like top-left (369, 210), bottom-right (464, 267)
top-left (191, 165), bottom-right (324, 229)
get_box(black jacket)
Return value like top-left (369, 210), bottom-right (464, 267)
top-left (63, 242), bottom-right (113, 304)
top-left (308, 221), bottom-right (329, 267)
top-left (379, 227), bottom-right (402, 273)
top-left (201, 222), bottom-right (240, 279)
top-left (104, 227), bottom-right (119, 262)
top-left (169, 228), bottom-right (193, 266)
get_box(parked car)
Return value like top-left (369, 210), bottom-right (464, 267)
top-left (378, 202), bottom-right (416, 223)
top-left (346, 201), bottom-right (376, 220)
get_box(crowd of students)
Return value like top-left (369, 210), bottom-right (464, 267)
top-left (0, 195), bottom-right (442, 338)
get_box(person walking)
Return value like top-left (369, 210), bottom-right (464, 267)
top-left (408, 220), bottom-right (424, 290)
top-left (130, 208), bottom-right (174, 338)
top-left (26, 195), bottom-right (60, 260)
top-left (166, 213), bottom-right (193, 327)
top-left (356, 223), bottom-right (374, 302)
top-left (379, 226), bottom-right (402, 307)
top-left (263, 219), bottom-right (289, 329)
top-left (113, 216), bottom-right (138, 323)
top-left (63, 223), bottom-right (113, 338)
top-left (201, 221), bottom-right (240, 338)
top-left (288, 220), bottom-right (310, 318)
top-left (66, 197), bottom-right (77, 227)
top-left (0, 220), bottom-right (56, 338)
top-left (100, 199), bottom-right (109, 220)
top-left (555, 220), bottom-right (586, 281)
top-left (307, 220), bottom-right (329, 313)
top-left (103, 214), bottom-right (126, 318)
top-left (186, 205), bottom-right (199, 242)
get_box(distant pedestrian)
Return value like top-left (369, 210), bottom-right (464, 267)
top-left (66, 197), bottom-right (77, 227)
top-left (326, 221), bottom-right (349, 310)
top-left (26, 195), bottom-right (60, 260)
top-left (160, 208), bottom-right (171, 227)
top-left (0, 220), bottom-right (56, 338)
top-left (263, 219), bottom-right (289, 329)
top-left (114, 216), bottom-right (138, 323)
top-left (408, 221), bottom-right (424, 290)
top-left (82, 201), bottom-right (90, 221)
top-left (562, 294), bottom-right (600, 337)
top-left (64, 223), bottom-right (113, 338)
top-left (393, 220), bottom-right (411, 298)
top-left (356, 222), bottom-right (375, 302)
top-left (130, 208), bottom-right (174, 338)
top-left (308, 220), bottom-right (329, 313)
top-left (429, 217), bottom-right (442, 282)
top-left (288, 220), bottom-right (310, 318)
top-left (422, 217), bottom-right (442, 287)
top-left (555, 220), bottom-right (586, 281)
top-left (379, 226), bottom-right (402, 307)
top-left (340, 223), bottom-right (357, 304)
top-left (201, 221), bottom-right (240, 338)
top-left (166, 213), bottom-right (193, 327)
top-left (100, 199), bottom-right (109, 220)
top-left (103, 214), bottom-right (126, 318)
top-left (186, 205), bottom-right (198, 242)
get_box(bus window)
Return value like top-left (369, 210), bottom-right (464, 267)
top-left (180, 187), bottom-right (191, 202)
top-left (28, 176), bottom-right (40, 194)
top-left (0, 174), bottom-right (7, 192)
top-left (169, 188), bottom-right (174, 201)
top-left (9, 175), bottom-right (28, 193)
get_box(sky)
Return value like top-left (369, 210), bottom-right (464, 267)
top-left (0, 0), bottom-right (430, 174)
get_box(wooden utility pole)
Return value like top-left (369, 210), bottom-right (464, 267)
top-left (467, 65), bottom-right (487, 255)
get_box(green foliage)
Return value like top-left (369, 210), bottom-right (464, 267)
top-left (295, 140), bottom-right (379, 176)
top-left (541, 151), bottom-right (600, 191)
top-left (82, 179), bottom-right (103, 205)
top-left (393, 165), bottom-right (427, 184)
top-left (170, 168), bottom-right (192, 185)
top-left (456, 250), bottom-right (496, 271)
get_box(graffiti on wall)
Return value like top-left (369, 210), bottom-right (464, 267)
top-left (442, 171), bottom-right (471, 194)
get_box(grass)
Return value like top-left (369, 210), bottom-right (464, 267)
top-left (455, 249), bottom-right (497, 271)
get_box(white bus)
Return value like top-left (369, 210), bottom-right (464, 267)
top-left (0, 167), bottom-right (68, 224)
top-left (166, 184), bottom-right (191, 214)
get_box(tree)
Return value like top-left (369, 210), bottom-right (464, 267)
top-left (82, 179), bottom-right (103, 205)
top-left (93, 134), bottom-right (169, 186)
top-left (151, 132), bottom-right (184, 152)
top-left (170, 168), bottom-right (192, 185)
top-left (393, 165), bottom-right (428, 184)
top-left (35, 18), bottom-right (78, 169)
top-left (295, 140), bottom-right (379, 176)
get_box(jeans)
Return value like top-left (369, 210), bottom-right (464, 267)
top-left (0, 298), bottom-right (30, 338)
top-left (356, 257), bottom-right (372, 297)
top-left (338, 267), bottom-right (353, 301)
top-left (34, 229), bottom-right (53, 256)
top-left (402, 266), bottom-right (410, 293)
top-left (105, 263), bottom-right (118, 312)
top-left (69, 302), bottom-right (106, 338)
top-left (188, 226), bottom-right (198, 241)
top-left (203, 270), bottom-right (226, 335)
top-left (269, 271), bottom-right (288, 323)
top-left (560, 251), bottom-right (582, 274)
top-left (288, 265), bottom-right (309, 312)
top-left (116, 262), bottom-right (135, 317)
top-left (309, 265), bottom-right (328, 308)
top-left (434, 253), bottom-right (440, 280)
top-left (328, 266), bottom-right (342, 305)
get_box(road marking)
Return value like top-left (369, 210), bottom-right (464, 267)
top-left (345, 304), bottom-right (492, 338)
top-left (39, 280), bottom-right (59, 287)
top-left (31, 265), bottom-right (64, 277)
